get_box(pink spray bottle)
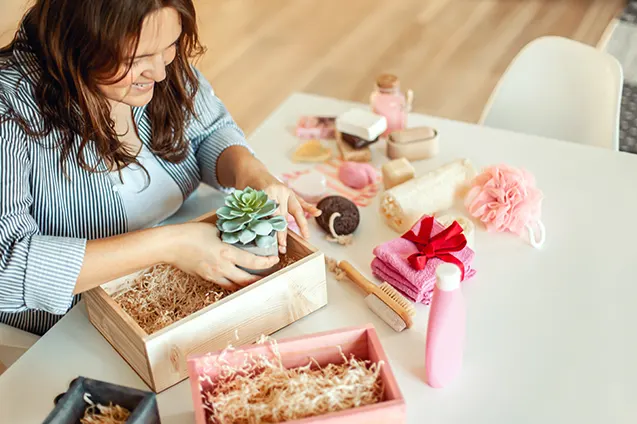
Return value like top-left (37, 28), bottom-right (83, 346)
top-left (425, 263), bottom-right (466, 388)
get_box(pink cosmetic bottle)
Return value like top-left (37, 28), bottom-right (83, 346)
top-left (425, 263), bottom-right (466, 388)
top-left (369, 74), bottom-right (412, 137)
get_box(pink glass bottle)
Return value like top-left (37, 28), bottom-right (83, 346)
top-left (425, 263), bottom-right (466, 388)
top-left (369, 74), bottom-right (412, 137)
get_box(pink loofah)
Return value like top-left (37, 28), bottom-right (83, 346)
top-left (338, 162), bottom-right (377, 189)
top-left (465, 164), bottom-right (544, 246)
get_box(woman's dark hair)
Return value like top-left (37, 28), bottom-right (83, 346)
top-left (0, 0), bottom-right (205, 174)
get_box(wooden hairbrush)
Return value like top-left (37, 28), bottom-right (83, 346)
top-left (338, 260), bottom-right (416, 332)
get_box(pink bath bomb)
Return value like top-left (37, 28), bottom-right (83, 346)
top-left (338, 162), bottom-right (377, 189)
top-left (360, 163), bottom-right (378, 183)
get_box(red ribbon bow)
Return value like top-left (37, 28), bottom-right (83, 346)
top-left (401, 216), bottom-right (467, 280)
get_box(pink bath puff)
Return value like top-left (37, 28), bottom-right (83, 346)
top-left (338, 162), bottom-right (377, 189)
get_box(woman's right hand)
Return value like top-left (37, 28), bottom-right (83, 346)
top-left (165, 222), bottom-right (280, 291)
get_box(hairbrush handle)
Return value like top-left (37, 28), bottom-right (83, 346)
top-left (338, 260), bottom-right (378, 296)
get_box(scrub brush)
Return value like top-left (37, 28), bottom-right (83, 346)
top-left (339, 260), bottom-right (416, 332)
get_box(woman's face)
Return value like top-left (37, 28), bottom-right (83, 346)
top-left (98, 7), bottom-right (182, 107)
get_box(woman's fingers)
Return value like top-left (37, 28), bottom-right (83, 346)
top-left (289, 196), bottom-right (310, 239)
top-left (275, 196), bottom-right (289, 254)
top-left (220, 263), bottom-right (261, 287)
top-left (201, 272), bottom-right (242, 292)
top-left (299, 197), bottom-right (322, 217)
top-left (223, 245), bottom-right (279, 270)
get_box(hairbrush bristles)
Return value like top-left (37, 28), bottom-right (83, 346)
top-left (379, 282), bottom-right (416, 317)
top-left (336, 260), bottom-right (415, 332)
top-left (365, 295), bottom-right (407, 332)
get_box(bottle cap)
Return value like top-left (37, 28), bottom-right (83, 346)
top-left (376, 73), bottom-right (399, 90)
top-left (435, 263), bottom-right (461, 291)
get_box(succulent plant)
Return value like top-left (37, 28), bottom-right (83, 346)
top-left (216, 187), bottom-right (288, 248)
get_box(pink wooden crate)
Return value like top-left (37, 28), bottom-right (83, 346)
top-left (186, 324), bottom-right (406, 424)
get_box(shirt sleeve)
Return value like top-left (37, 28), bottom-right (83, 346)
top-left (188, 67), bottom-right (255, 192)
top-left (0, 125), bottom-right (86, 315)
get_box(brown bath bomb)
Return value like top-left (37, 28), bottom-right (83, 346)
top-left (315, 196), bottom-right (360, 236)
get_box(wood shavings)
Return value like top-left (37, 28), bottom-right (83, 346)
top-left (199, 342), bottom-right (384, 423)
top-left (80, 393), bottom-right (130, 424)
top-left (114, 264), bottom-right (232, 334)
top-left (275, 254), bottom-right (297, 270)
top-left (113, 253), bottom-right (300, 334)
top-left (325, 256), bottom-right (348, 281)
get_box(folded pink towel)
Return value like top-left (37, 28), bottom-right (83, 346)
top-left (371, 216), bottom-right (476, 304)
top-left (371, 257), bottom-right (425, 302)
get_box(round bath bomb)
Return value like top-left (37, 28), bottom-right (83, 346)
top-left (315, 196), bottom-right (360, 236)
top-left (338, 162), bottom-right (377, 189)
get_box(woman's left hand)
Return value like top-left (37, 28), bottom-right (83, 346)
top-left (242, 170), bottom-right (321, 254)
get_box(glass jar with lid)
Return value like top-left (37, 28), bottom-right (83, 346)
top-left (369, 73), bottom-right (413, 137)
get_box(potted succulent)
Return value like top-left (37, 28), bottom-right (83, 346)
top-left (216, 187), bottom-right (288, 274)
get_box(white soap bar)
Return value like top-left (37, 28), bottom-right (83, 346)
top-left (336, 109), bottom-right (387, 141)
top-left (289, 171), bottom-right (327, 203)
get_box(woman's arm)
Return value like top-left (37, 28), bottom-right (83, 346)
top-left (74, 226), bottom-right (175, 294)
top-left (187, 67), bottom-right (255, 192)
top-left (0, 129), bottom-right (84, 314)
top-left (0, 129), bottom-right (183, 311)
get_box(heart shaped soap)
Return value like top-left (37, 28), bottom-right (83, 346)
top-left (338, 162), bottom-right (378, 189)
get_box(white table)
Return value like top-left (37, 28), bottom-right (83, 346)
top-left (3, 93), bottom-right (637, 423)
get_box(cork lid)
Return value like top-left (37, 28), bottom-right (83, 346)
top-left (376, 73), bottom-right (399, 90)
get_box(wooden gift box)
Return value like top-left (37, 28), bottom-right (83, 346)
top-left (84, 211), bottom-right (328, 393)
top-left (187, 324), bottom-right (406, 424)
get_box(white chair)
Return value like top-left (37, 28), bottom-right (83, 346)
top-left (479, 36), bottom-right (623, 150)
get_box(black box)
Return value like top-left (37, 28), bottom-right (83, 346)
top-left (42, 377), bottom-right (160, 423)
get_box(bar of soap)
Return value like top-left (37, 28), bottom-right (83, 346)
top-left (296, 116), bottom-right (336, 139)
top-left (382, 158), bottom-right (415, 189)
top-left (336, 133), bottom-right (371, 162)
top-left (389, 126), bottom-right (436, 144)
top-left (336, 109), bottom-right (387, 141)
top-left (341, 132), bottom-right (379, 149)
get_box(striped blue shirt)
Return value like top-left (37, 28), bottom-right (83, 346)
top-left (0, 29), bottom-right (251, 335)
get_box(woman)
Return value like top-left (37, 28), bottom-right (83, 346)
top-left (0, 0), bottom-right (319, 335)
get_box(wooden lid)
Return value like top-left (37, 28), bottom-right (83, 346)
top-left (376, 73), bottom-right (399, 89)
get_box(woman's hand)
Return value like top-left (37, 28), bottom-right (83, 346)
top-left (216, 146), bottom-right (322, 253)
top-left (240, 170), bottom-right (321, 254)
top-left (166, 222), bottom-right (280, 291)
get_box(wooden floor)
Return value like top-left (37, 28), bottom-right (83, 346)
top-left (1, 0), bottom-right (624, 134)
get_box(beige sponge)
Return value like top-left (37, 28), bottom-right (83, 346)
top-left (380, 159), bottom-right (476, 233)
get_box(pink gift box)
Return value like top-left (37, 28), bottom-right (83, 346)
top-left (186, 325), bottom-right (406, 424)
top-left (296, 116), bottom-right (336, 139)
